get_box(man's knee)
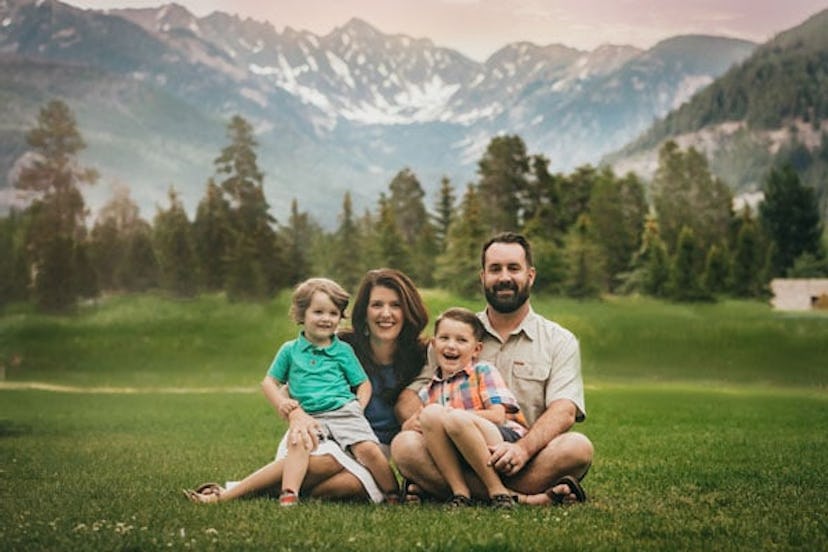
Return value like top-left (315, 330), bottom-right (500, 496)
top-left (390, 430), bottom-right (424, 472)
top-left (565, 432), bottom-right (594, 467)
top-left (541, 432), bottom-right (593, 476)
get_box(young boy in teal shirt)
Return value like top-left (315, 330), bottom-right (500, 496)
top-left (263, 278), bottom-right (399, 505)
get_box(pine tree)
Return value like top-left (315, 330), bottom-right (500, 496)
top-left (117, 221), bottom-right (159, 292)
top-left (432, 176), bottom-right (456, 253)
top-left (89, 186), bottom-right (142, 291)
top-left (411, 222), bottom-right (439, 287)
top-left (0, 211), bottom-right (31, 306)
top-left (523, 155), bottom-right (564, 243)
top-left (731, 216), bottom-right (763, 297)
top-left (330, 192), bottom-right (364, 292)
top-left (759, 164), bottom-right (824, 276)
top-left (625, 215), bottom-right (672, 297)
top-left (281, 199), bottom-right (317, 286)
top-left (702, 244), bottom-right (731, 295)
top-left (214, 115), bottom-right (285, 299)
top-left (373, 193), bottom-right (411, 274)
top-left (588, 168), bottom-right (647, 291)
top-left (153, 188), bottom-right (200, 298)
top-left (563, 214), bottom-right (605, 299)
top-left (74, 240), bottom-right (98, 300)
top-left (435, 184), bottom-right (488, 297)
top-left (14, 100), bottom-right (98, 311)
top-left (651, 141), bottom-right (733, 253)
top-left (193, 179), bottom-right (233, 291)
top-left (645, 239), bottom-right (670, 298)
top-left (477, 135), bottom-right (530, 233)
top-left (667, 226), bottom-right (711, 302)
top-left (558, 165), bottom-right (597, 233)
top-left (388, 168), bottom-right (428, 245)
top-left (387, 168), bottom-right (435, 284)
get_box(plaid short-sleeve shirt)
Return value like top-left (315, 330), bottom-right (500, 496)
top-left (418, 361), bottom-right (528, 436)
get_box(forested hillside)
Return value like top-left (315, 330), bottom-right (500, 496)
top-left (609, 8), bottom-right (828, 220)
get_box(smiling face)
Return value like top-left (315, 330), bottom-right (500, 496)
top-left (481, 242), bottom-right (536, 314)
top-left (302, 291), bottom-right (343, 346)
top-left (432, 317), bottom-right (482, 376)
top-left (366, 285), bottom-right (404, 345)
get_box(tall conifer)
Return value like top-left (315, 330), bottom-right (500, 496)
top-left (15, 100), bottom-right (98, 311)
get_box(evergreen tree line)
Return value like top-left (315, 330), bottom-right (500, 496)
top-left (1, 101), bottom-right (825, 312)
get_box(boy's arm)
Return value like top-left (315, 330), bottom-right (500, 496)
top-left (261, 375), bottom-right (299, 419)
top-left (355, 379), bottom-right (372, 410)
top-left (471, 403), bottom-right (506, 425)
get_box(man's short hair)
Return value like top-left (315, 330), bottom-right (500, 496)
top-left (481, 232), bottom-right (534, 269)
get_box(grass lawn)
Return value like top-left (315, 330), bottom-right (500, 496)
top-left (1, 293), bottom-right (827, 550)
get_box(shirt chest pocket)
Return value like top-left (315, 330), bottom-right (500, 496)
top-left (512, 360), bottom-right (549, 382)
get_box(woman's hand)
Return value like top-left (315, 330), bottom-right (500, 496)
top-left (287, 408), bottom-right (322, 450)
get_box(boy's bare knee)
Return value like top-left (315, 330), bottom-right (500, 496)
top-left (443, 409), bottom-right (472, 436)
top-left (419, 404), bottom-right (444, 430)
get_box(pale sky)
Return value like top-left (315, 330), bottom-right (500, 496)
top-left (65, 0), bottom-right (828, 61)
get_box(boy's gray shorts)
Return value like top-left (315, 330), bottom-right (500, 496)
top-left (314, 400), bottom-right (379, 450)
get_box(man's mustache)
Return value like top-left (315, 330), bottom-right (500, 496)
top-left (493, 282), bottom-right (518, 292)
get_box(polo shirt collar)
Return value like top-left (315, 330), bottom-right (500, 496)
top-left (479, 305), bottom-right (540, 342)
top-left (297, 331), bottom-right (340, 354)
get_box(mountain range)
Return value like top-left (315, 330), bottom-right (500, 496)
top-left (0, 0), bottom-right (773, 223)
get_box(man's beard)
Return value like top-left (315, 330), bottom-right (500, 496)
top-left (485, 280), bottom-right (530, 314)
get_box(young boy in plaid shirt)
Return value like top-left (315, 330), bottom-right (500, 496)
top-left (417, 307), bottom-right (527, 508)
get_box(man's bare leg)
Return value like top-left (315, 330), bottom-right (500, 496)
top-left (507, 432), bottom-right (593, 504)
top-left (391, 429), bottom-right (452, 499)
top-left (393, 429), bottom-right (593, 504)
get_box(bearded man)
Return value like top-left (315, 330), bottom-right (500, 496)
top-left (392, 232), bottom-right (593, 505)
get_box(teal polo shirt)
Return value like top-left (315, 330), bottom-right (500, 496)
top-left (267, 332), bottom-right (368, 414)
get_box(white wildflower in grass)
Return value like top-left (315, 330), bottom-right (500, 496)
top-left (115, 522), bottom-right (134, 535)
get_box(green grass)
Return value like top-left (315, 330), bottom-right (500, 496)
top-left (1, 293), bottom-right (827, 550)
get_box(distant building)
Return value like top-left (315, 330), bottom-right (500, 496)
top-left (770, 279), bottom-right (828, 311)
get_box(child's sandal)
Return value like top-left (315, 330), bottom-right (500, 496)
top-left (489, 493), bottom-right (517, 509)
top-left (279, 489), bottom-right (299, 507)
top-left (447, 494), bottom-right (473, 508)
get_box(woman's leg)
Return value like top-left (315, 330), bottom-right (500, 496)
top-left (419, 404), bottom-right (471, 498)
top-left (443, 409), bottom-right (510, 498)
top-left (213, 458), bottom-right (285, 503)
top-left (307, 470), bottom-right (367, 500)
